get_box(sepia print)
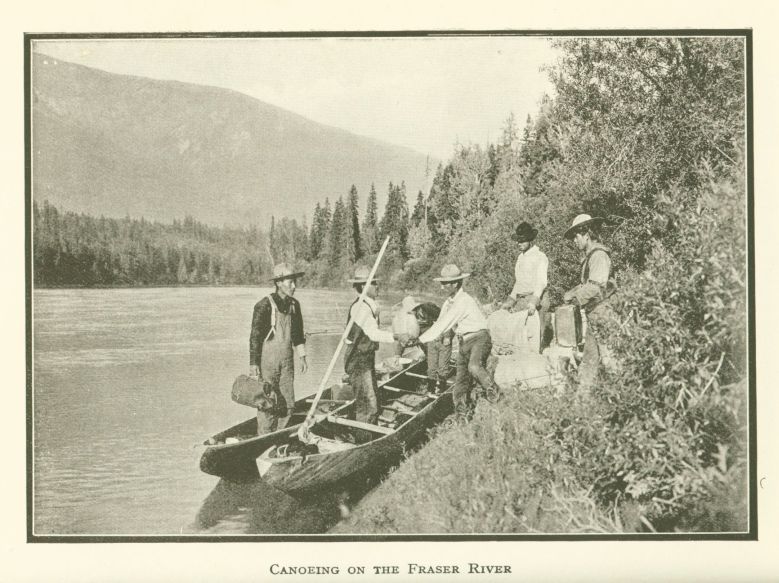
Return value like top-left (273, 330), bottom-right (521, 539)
top-left (26, 31), bottom-right (753, 541)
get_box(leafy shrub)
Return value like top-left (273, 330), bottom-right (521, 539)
top-left (572, 167), bottom-right (748, 529)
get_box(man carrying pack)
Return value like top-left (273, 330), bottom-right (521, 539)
top-left (562, 214), bottom-right (615, 391)
top-left (415, 264), bottom-right (501, 423)
top-left (249, 263), bottom-right (308, 431)
top-left (344, 266), bottom-right (399, 424)
top-left (501, 221), bottom-right (550, 351)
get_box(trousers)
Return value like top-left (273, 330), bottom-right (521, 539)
top-left (351, 363), bottom-right (379, 424)
top-left (453, 330), bottom-right (493, 415)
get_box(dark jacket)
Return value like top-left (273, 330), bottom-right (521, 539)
top-left (249, 293), bottom-right (305, 367)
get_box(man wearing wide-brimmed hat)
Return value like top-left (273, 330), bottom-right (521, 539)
top-left (396, 296), bottom-right (453, 394)
top-left (501, 221), bottom-right (550, 351)
top-left (249, 263), bottom-right (308, 431)
top-left (344, 265), bottom-right (398, 424)
top-left (562, 214), bottom-right (614, 390)
top-left (418, 264), bottom-right (501, 422)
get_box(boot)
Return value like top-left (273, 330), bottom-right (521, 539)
top-left (454, 402), bottom-right (474, 424)
top-left (482, 382), bottom-right (502, 404)
top-left (436, 376), bottom-right (448, 395)
top-left (427, 377), bottom-right (437, 395)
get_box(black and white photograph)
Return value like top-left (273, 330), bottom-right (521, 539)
top-left (25, 30), bottom-right (754, 542)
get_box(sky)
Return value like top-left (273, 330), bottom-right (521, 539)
top-left (33, 36), bottom-right (559, 161)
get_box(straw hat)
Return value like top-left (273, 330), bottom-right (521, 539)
top-left (563, 214), bottom-right (606, 240)
top-left (270, 262), bottom-right (305, 281)
top-left (347, 265), bottom-right (380, 284)
top-left (433, 263), bottom-right (471, 282)
top-left (401, 295), bottom-right (423, 313)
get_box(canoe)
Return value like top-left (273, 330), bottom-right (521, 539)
top-left (255, 360), bottom-right (454, 497)
top-left (199, 357), bottom-right (423, 479)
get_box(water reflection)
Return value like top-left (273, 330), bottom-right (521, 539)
top-left (193, 477), bottom-right (347, 534)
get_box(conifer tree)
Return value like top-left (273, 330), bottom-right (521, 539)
top-left (362, 183), bottom-right (379, 254)
top-left (325, 196), bottom-right (346, 269)
top-left (411, 189), bottom-right (426, 227)
top-left (380, 182), bottom-right (410, 262)
top-left (346, 185), bottom-right (362, 261)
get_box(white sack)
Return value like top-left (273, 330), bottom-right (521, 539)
top-left (487, 308), bottom-right (541, 353)
top-left (493, 351), bottom-right (553, 389)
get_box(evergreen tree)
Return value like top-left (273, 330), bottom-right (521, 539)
top-left (379, 182), bottom-right (410, 263)
top-left (361, 183), bottom-right (379, 254)
top-left (325, 196), bottom-right (347, 269)
top-left (411, 189), bottom-right (426, 227)
top-left (346, 185), bottom-right (362, 262)
top-left (309, 203), bottom-right (325, 260)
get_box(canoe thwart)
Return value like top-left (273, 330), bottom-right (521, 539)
top-left (326, 415), bottom-right (395, 435)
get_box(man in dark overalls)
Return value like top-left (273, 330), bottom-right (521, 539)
top-left (249, 263), bottom-right (308, 433)
top-left (344, 266), bottom-right (397, 424)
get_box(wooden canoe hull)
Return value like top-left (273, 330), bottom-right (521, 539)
top-left (256, 384), bottom-right (453, 496)
top-left (199, 360), bottom-right (425, 479)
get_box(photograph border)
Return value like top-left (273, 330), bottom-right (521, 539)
top-left (24, 28), bottom-right (755, 543)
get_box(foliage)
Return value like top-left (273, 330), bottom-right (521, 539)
top-left (331, 36), bottom-right (749, 533)
top-left (33, 200), bottom-right (273, 286)
top-left (361, 183), bottom-right (380, 255)
top-left (579, 168), bottom-right (748, 529)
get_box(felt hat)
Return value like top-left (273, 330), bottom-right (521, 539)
top-left (433, 263), bottom-right (471, 282)
top-left (512, 221), bottom-right (538, 243)
top-left (270, 262), bottom-right (305, 281)
top-left (347, 265), bottom-right (380, 284)
top-left (563, 214), bottom-right (606, 240)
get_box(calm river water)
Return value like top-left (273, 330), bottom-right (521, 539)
top-left (32, 286), bottom-right (406, 535)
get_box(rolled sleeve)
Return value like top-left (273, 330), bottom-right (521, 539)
top-left (419, 301), bottom-right (459, 344)
top-left (352, 301), bottom-right (394, 344)
top-left (534, 254), bottom-right (549, 299)
top-left (291, 299), bottom-right (306, 348)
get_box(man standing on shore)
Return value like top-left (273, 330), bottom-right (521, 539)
top-left (562, 214), bottom-right (614, 391)
top-left (416, 264), bottom-right (501, 422)
top-left (249, 263), bottom-right (308, 431)
top-left (344, 266), bottom-right (397, 424)
top-left (501, 221), bottom-right (550, 351)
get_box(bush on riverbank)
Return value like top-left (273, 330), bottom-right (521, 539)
top-left (334, 386), bottom-right (630, 534)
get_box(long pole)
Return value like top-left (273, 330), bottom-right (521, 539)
top-left (298, 236), bottom-right (391, 439)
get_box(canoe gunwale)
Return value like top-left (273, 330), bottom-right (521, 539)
top-left (199, 359), bottom-right (426, 478)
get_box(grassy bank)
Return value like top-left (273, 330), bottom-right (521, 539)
top-left (333, 384), bottom-right (632, 534)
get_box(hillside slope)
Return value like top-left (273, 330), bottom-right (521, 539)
top-left (31, 53), bottom-right (430, 225)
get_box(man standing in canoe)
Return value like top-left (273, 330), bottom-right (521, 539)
top-left (249, 263), bottom-right (308, 431)
top-left (562, 214), bottom-right (615, 391)
top-left (396, 296), bottom-right (453, 394)
top-left (344, 265), bottom-right (397, 424)
top-left (501, 221), bottom-right (550, 351)
top-left (416, 264), bottom-right (501, 423)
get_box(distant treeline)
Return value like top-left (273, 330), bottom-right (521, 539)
top-left (33, 202), bottom-right (274, 286)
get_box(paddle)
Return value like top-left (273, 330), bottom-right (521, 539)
top-left (297, 236), bottom-right (391, 443)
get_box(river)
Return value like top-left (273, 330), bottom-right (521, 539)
top-left (31, 286), bottom-right (408, 535)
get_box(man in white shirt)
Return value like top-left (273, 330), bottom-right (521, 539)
top-left (501, 222), bottom-right (550, 351)
top-left (344, 265), bottom-right (398, 424)
top-left (417, 264), bottom-right (501, 422)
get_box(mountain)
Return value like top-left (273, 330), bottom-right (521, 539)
top-left (31, 53), bottom-right (432, 226)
